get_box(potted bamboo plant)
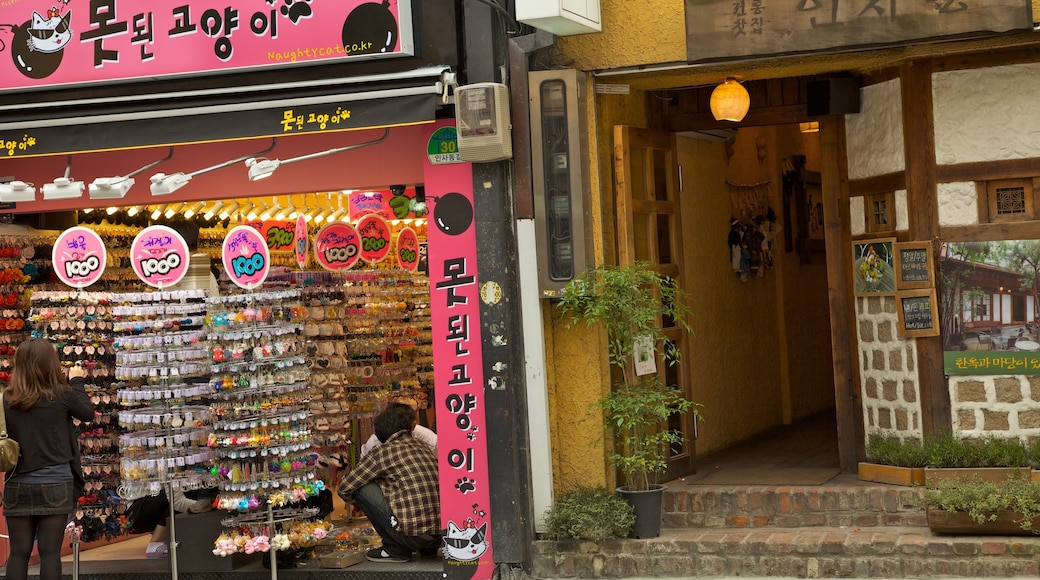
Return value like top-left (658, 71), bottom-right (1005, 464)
top-left (557, 261), bottom-right (701, 538)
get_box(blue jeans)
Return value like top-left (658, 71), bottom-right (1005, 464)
top-left (352, 482), bottom-right (437, 558)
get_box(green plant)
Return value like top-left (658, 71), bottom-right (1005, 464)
top-left (923, 434), bottom-right (1031, 468)
top-left (557, 261), bottom-right (702, 492)
top-left (923, 474), bottom-right (1040, 531)
top-left (865, 433), bottom-right (927, 468)
top-left (543, 486), bottom-right (636, 541)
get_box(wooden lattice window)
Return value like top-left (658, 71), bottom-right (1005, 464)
top-left (865, 192), bottom-right (895, 234)
top-left (984, 178), bottom-right (1035, 223)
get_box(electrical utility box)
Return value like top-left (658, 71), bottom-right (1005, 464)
top-left (529, 69), bottom-right (594, 299)
top-left (517, 0), bottom-right (601, 35)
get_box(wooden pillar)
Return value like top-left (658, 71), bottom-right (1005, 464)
top-left (900, 58), bottom-right (952, 436)
top-left (821, 116), bottom-right (863, 473)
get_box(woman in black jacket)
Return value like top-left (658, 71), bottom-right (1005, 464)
top-left (3, 339), bottom-right (94, 580)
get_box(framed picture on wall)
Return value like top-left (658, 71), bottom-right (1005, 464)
top-left (894, 241), bottom-right (935, 290)
top-left (852, 238), bottom-right (896, 296)
top-left (897, 288), bottom-right (941, 338)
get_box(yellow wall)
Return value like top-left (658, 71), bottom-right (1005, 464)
top-left (556, 1), bottom-right (687, 71)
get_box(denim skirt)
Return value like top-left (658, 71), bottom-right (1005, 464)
top-left (3, 481), bottom-right (75, 517)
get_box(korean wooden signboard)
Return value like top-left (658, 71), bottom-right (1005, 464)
top-left (894, 241), bottom-right (935, 290)
top-left (897, 289), bottom-right (940, 338)
top-left (684, 1), bottom-right (1032, 63)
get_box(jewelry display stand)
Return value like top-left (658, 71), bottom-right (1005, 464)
top-left (112, 288), bottom-right (214, 580)
top-left (205, 288), bottom-right (326, 579)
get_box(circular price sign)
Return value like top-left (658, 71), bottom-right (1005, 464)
top-left (130, 225), bottom-right (190, 289)
top-left (396, 227), bottom-right (419, 272)
top-left (294, 215), bottom-right (308, 269)
top-left (356, 214), bottom-right (392, 264)
top-left (222, 225), bottom-right (271, 290)
top-left (314, 221), bottom-right (361, 271)
top-left (52, 226), bottom-right (107, 288)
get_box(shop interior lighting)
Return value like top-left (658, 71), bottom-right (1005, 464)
top-left (182, 201), bottom-right (206, 219)
top-left (82, 207), bottom-right (94, 214)
top-left (249, 200), bottom-right (268, 221)
top-left (126, 206), bottom-right (142, 217)
top-left (164, 202), bottom-right (185, 219)
top-left (327, 194), bottom-right (348, 222)
top-left (709, 78), bottom-right (750, 123)
top-left (150, 204), bottom-right (168, 220)
top-left (90, 147), bottom-right (173, 200)
top-left (288, 195), bottom-right (300, 220)
top-left (245, 128), bottom-right (389, 182)
top-left (43, 155), bottom-right (85, 200)
top-left (260, 198), bottom-right (278, 221)
top-left (274, 196), bottom-right (289, 221)
top-left (799, 121), bottom-right (820, 133)
top-left (105, 206), bottom-right (120, 215)
top-left (204, 200), bottom-right (225, 220)
top-left (219, 201), bottom-right (241, 220)
top-left (313, 193), bottom-right (333, 224)
top-left (151, 139), bottom-right (276, 195)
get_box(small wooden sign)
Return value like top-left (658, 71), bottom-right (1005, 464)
top-left (897, 289), bottom-right (940, 338)
top-left (894, 241), bottom-right (935, 290)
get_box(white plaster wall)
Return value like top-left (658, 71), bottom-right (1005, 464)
top-left (850, 197), bottom-right (865, 236)
top-left (937, 182), bottom-right (979, 227)
top-left (895, 189), bottom-right (908, 232)
top-left (845, 79), bottom-right (905, 180)
top-left (934, 63), bottom-right (1040, 165)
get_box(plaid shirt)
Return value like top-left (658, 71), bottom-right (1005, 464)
top-left (337, 430), bottom-right (440, 537)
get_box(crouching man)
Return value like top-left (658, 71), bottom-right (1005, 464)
top-left (337, 403), bottom-right (441, 562)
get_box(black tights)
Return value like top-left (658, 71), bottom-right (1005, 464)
top-left (5, 514), bottom-right (68, 580)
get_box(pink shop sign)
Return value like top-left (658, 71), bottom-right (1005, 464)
top-left (0, 0), bottom-right (414, 93)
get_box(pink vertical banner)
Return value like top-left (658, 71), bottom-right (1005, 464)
top-left (424, 121), bottom-right (493, 580)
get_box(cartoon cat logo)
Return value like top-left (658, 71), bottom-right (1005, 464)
top-left (27, 8), bottom-right (72, 53)
top-left (442, 521), bottom-right (488, 562)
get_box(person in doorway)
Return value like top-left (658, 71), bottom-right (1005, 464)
top-left (125, 487), bottom-right (215, 558)
top-left (338, 403), bottom-right (441, 562)
top-left (359, 398), bottom-right (437, 459)
top-left (3, 340), bottom-right (94, 580)
top-left (165, 217), bottom-right (220, 296)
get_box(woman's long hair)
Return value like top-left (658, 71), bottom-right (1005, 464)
top-left (7, 339), bottom-right (68, 411)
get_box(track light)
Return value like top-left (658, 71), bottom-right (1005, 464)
top-left (182, 201), bottom-right (206, 219)
top-left (106, 206), bottom-right (120, 215)
top-left (204, 200), bottom-right (225, 220)
top-left (43, 155), bottom-right (85, 200)
top-left (219, 201), bottom-right (241, 220)
top-left (90, 147), bottom-right (173, 199)
top-left (151, 205), bottom-right (167, 220)
top-left (151, 139), bottom-right (276, 195)
top-left (244, 128), bottom-right (389, 181)
top-left (327, 194), bottom-right (348, 222)
top-left (164, 203), bottom-right (184, 219)
top-left (274, 196), bottom-right (288, 221)
top-left (0, 181), bottom-right (36, 203)
top-left (126, 206), bottom-right (142, 217)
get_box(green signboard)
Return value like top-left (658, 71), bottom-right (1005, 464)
top-left (944, 351), bottom-right (1040, 376)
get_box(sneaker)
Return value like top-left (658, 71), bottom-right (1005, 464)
top-left (366, 547), bottom-right (410, 563)
top-left (145, 542), bottom-right (169, 558)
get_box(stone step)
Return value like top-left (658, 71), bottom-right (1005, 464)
top-left (530, 526), bottom-right (1040, 578)
top-left (663, 482), bottom-right (928, 528)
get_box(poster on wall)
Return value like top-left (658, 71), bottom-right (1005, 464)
top-left (424, 121), bottom-right (494, 580)
top-left (357, 214), bottom-right (392, 265)
top-left (942, 239), bottom-right (1040, 375)
top-left (0, 0), bottom-right (415, 93)
top-left (852, 238), bottom-right (896, 296)
top-left (314, 221), bottom-right (361, 271)
top-left (221, 225), bottom-right (271, 290)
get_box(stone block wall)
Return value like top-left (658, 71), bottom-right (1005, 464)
top-left (951, 375), bottom-right (1040, 440)
top-left (856, 295), bottom-right (923, 439)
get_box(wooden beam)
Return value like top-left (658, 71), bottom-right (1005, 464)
top-left (821, 116), bottom-right (862, 474)
top-left (937, 157), bottom-right (1040, 183)
top-left (901, 58), bottom-right (951, 436)
top-left (941, 221), bottom-right (1040, 242)
top-left (849, 172), bottom-right (906, 197)
top-left (663, 105), bottom-right (811, 132)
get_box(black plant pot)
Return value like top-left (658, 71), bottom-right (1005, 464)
top-left (617, 484), bottom-right (665, 539)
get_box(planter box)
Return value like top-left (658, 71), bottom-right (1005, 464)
top-left (926, 505), bottom-right (1040, 535)
top-left (924, 467), bottom-right (1030, 487)
top-left (858, 462), bottom-right (925, 486)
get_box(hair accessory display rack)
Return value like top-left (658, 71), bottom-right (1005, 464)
top-left (112, 288), bottom-right (215, 580)
top-left (205, 287), bottom-right (319, 580)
